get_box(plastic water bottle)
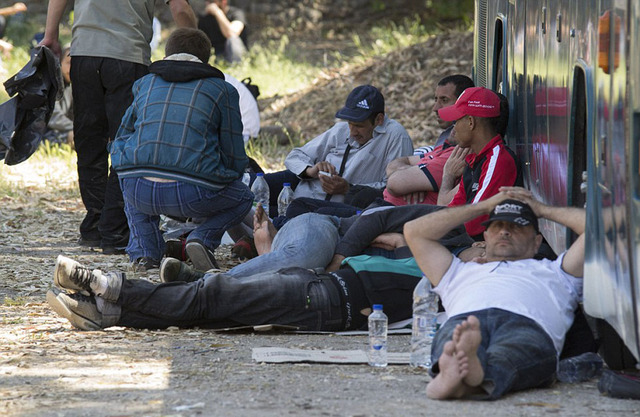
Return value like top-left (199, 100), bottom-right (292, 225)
top-left (277, 182), bottom-right (294, 216)
top-left (250, 173), bottom-right (270, 217)
top-left (557, 352), bottom-right (604, 383)
top-left (410, 276), bottom-right (439, 369)
top-left (241, 172), bottom-right (251, 187)
top-left (368, 304), bottom-right (388, 367)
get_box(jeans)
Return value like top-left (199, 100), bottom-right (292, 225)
top-left (113, 267), bottom-right (344, 331)
top-left (71, 56), bottom-right (149, 246)
top-left (430, 308), bottom-right (558, 400)
top-left (120, 177), bottom-right (253, 262)
top-left (227, 213), bottom-right (341, 277)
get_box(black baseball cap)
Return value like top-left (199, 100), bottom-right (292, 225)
top-left (482, 199), bottom-right (539, 232)
top-left (334, 85), bottom-right (385, 122)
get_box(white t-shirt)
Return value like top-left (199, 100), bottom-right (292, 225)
top-left (224, 74), bottom-right (261, 144)
top-left (433, 254), bottom-right (582, 353)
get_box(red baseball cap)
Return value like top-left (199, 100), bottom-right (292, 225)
top-left (438, 87), bottom-right (501, 121)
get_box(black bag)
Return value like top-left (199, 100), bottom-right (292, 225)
top-left (0, 45), bottom-right (62, 165)
top-left (241, 77), bottom-right (260, 99)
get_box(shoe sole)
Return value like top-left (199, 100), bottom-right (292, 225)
top-left (159, 257), bottom-right (181, 282)
top-left (54, 255), bottom-right (86, 293)
top-left (46, 289), bottom-right (102, 331)
top-left (185, 242), bottom-right (217, 271)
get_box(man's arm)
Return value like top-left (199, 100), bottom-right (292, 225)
top-left (500, 187), bottom-right (585, 277)
top-left (385, 165), bottom-right (436, 197)
top-left (385, 155), bottom-right (421, 176)
top-left (204, 2), bottom-right (244, 38)
top-left (40, 0), bottom-right (69, 56)
top-left (405, 192), bottom-right (508, 287)
top-left (0, 3), bottom-right (26, 17)
top-left (169, 0), bottom-right (197, 28)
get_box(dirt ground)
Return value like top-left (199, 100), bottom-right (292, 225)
top-left (0, 168), bottom-right (638, 416)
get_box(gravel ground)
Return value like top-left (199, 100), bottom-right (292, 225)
top-left (0, 169), bottom-right (638, 416)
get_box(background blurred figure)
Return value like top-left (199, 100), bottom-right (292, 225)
top-left (198, 0), bottom-right (249, 63)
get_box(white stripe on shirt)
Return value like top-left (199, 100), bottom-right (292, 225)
top-left (472, 144), bottom-right (501, 204)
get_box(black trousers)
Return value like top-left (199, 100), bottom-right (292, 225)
top-left (70, 56), bottom-right (148, 246)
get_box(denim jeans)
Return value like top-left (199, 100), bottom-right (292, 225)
top-left (71, 56), bottom-right (149, 245)
top-left (228, 213), bottom-right (341, 277)
top-left (120, 177), bottom-right (253, 262)
top-left (113, 267), bottom-right (344, 331)
top-left (430, 308), bottom-right (558, 400)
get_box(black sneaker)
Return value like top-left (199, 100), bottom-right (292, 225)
top-left (165, 238), bottom-right (187, 261)
top-left (159, 257), bottom-right (206, 283)
top-left (598, 369), bottom-right (640, 400)
top-left (77, 236), bottom-right (101, 247)
top-left (101, 245), bottom-right (127, 255)
top-left (132, 257), bottom-right (160, 272)
top-left (46, 288), bottom-right (103, 330)
top-left (54, 255), bottom-right (102, 293)
top-left (185, 240), bottom-right (219, 271)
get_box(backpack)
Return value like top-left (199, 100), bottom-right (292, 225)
top-left (241, 77), bottom-right (260, 99)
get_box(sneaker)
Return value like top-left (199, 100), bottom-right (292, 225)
top-left (159, 257), bottom-right (206, 283)
top-left (54, 255), bottom-right (102, 293)
top-left (46, 288), bottom-right (103, 330)
top-left (77, 236), bottom-right (101, 247)
top-left (185, 240), bottom-right (219, 271)
top-left (101, 245), bottom-right (127, 255)
top-left (132, 257), bottom-right (160, 272)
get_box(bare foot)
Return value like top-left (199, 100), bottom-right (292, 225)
top-left (426, 341), bottom-right (468, 399)
top-left (253, 204), bottom-right (277, 255)
top-left (453, 315), bottom-right (484, 387)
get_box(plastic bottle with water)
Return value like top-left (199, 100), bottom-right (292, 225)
top-left (368, 304), bottom-right (388, 367)
top-left (250, 173), bottom-right (270, 217)
top-left (277, 182), bottom-right (294, 216)
top-left (410, 276), bottom-right (439, 369)
top-left (556, 352), bottom-right (604, 383)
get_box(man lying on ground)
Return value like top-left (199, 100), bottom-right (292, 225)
top-left (404, 186), bottom-right (585, 400)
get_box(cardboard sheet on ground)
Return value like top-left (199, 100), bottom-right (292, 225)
top-left (252, 347), bottom-right (411, 364)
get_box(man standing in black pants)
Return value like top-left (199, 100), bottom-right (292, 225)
top-left (40, 0), bottom-right (196, 254)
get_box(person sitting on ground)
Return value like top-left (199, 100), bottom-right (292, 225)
top-left (45, 46), bottom-right (73, 146)
top-left (198, 0), bottom-right (248, 63)
top-left (436, 87), bottom-right (521, 239)
top-left (383, 74), bottom-right (474, 206)
top-left (265, 84), bottom-right (412, 212)
top-left (109, 28), bottom-right (252, 272)
top-left (404, 187), bottom-right (585, 400)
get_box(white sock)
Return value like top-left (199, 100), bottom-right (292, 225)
top-left (89, 269), bottom-right (109, 296)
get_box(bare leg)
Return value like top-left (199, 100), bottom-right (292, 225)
top-left (453, 315), bottom-right (484, 387)
top-left (253, 204), bottom-right (277, 255)
top-left (426, 341), bottom-right (469, 399)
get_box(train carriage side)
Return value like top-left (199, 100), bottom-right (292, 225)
top-left (473, 0), bottom-right (639, 368)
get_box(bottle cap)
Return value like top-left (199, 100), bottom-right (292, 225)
top-left (256, 173), bottom-right (264, 177)
top-left (283, 183), bottom-right (290, 186)
top-left (372, 304), bottom-right (383, 311)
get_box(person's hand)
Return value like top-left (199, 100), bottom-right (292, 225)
top-left (499, 186), bottom-right (546, 216)
top-left (319, 174), bottom-right (349, 195)
top-left (442, 145), bottom-right (470, 181)
top-left (370, 233), bottom-right (407, 250)
top-left (305, 161), bottom-right (337, 178)
top-left (39, 36), bottom-right (61, 57)
top-left (13, 2), bottom-right (27, 13)
top-left (458, 242), bottom-right (487, 263)
top-left (402, 191), bottom-right (425, 205)
top-left (205, 2), bottom-right (222, 15)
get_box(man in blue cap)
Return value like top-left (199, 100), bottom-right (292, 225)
top-left (265, 84), bottom-right (413, 210)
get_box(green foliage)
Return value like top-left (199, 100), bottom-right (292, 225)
top-left (425, 0), bottom-right (474, 23)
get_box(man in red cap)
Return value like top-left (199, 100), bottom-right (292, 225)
top-left (438, 87), bottom-right (521, 239)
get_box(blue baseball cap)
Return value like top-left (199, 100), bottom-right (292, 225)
top-left (335, 85), bottom-right (385, 122)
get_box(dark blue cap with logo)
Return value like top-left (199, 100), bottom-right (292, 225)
top-left (482, 199), bottom-right (539, 232)
top-left (334, 85), bottom-right (385, 122)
